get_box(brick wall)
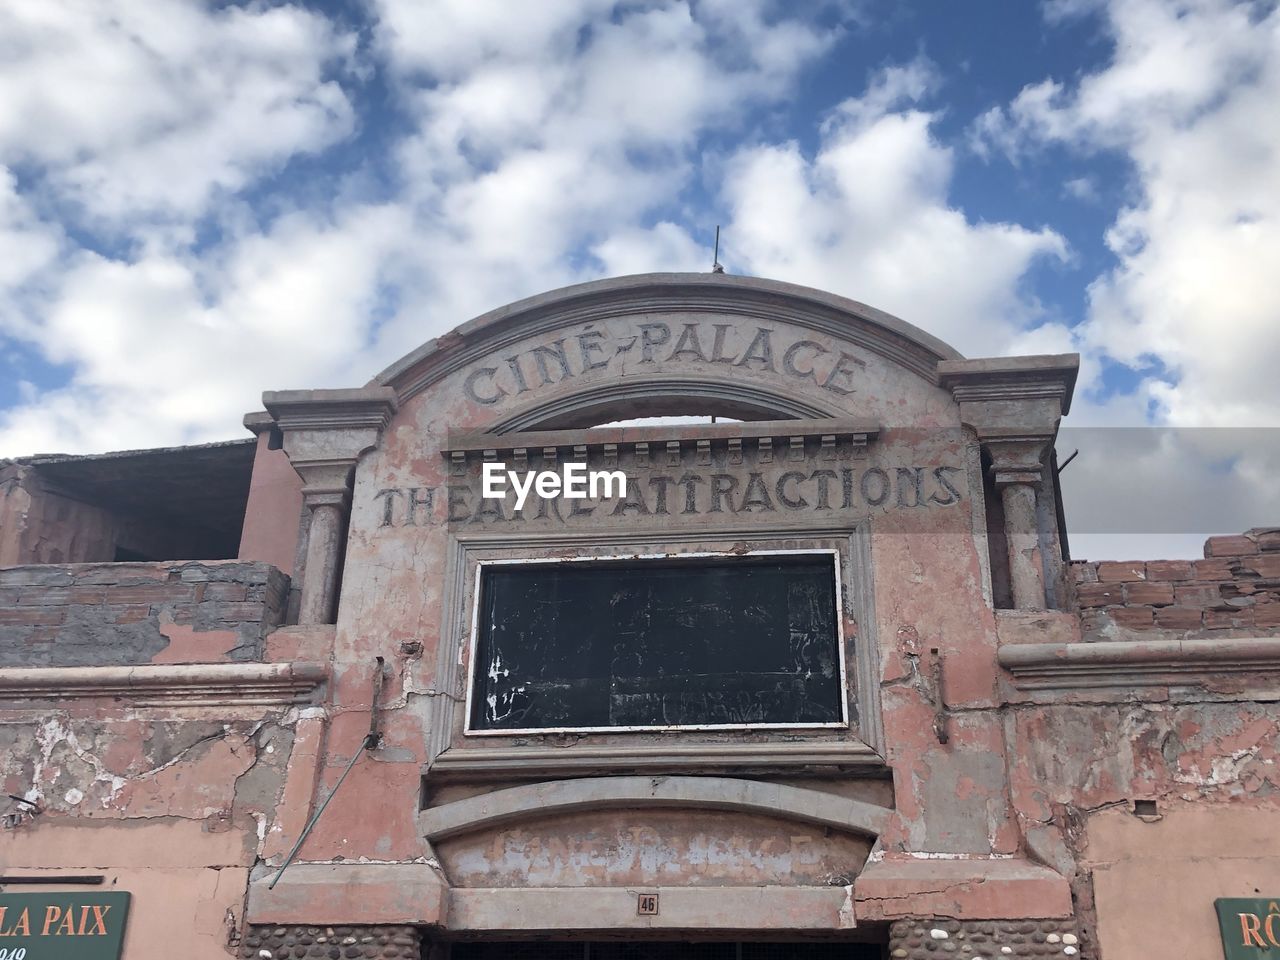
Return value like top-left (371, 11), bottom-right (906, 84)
top-left (1073, 528), bottom-right (1280, 639)
top-left (0, 560), bottom-right (289, 667)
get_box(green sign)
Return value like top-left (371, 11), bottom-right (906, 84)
top-left (1217, 899), bottom-right (1280, 958)
top-left (0, 892), bottom-right (130, 960)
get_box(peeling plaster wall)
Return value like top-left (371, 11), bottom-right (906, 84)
top-left (992, 530), bottom-right (1280, 958)
top-left (1083, 806), bottom-right (1280, 959)
top-left (0, 703), bottom-right (315, 959)
top-left (1, 462), bottom-right (121, 564)
top-left (437, 809), bottom-right (874, 888)
top-left (17, 279), bottom-right (1280, 957)
top-left (238, 432), bottom-right (304, 577)
top-left (4, 820), bottom-right (255, 959)
top-left (302, 306), bottom-right (1012, 881)
top-left (1004, 695), bottom-right (1280, 958)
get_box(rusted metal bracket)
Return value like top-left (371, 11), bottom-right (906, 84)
top-left (268, 656), bottom-right (385, 890)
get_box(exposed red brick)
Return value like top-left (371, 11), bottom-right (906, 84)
top-left (0, 608), bottom-right (63, 625)
top-left (1125, 582), bottom-right (1175, 606)
top-left (1193, 558), bottom-right (1235, 580)
top-left (1072, 562), bottom-right (1099, 584)
top-left (1155, 606), bottom-right (1203, 630)
top-left (1111, 607), bottom-right (1154, 629)
top-left (1204, 534), bottom-right (1260, 557)
top-left (209, 601), bottom-right (267, 621)
top-left (1146, 560), bottom-right (1193, 581)
top-left (202, 583), bottom-right (248, 602)
top-left (1076, 582), bottom-right (1123, 608)
top-left (1205, 609), bottom-right (1254, 630)
top-left (1255, 602), bottom-right (1280, 629)
top-left (1245, 554), bottom-right (1280, 578)
top-left (106, 584), bottom-right (195, 604)
top-left (1173, 583), bottom-right (1222, 607)
top-left (17, 587), bottom-right (73, 605)
top-left (18, 585), bottom-right (109, 605)
top-left (111, 605), bottom-right (152, 624)
top-left (1097, 561), bottom-right (1146, 582)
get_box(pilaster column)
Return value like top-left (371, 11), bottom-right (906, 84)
top-left (295, 465), bottom-right (354, 625)
top-left (986, 438), bottom-right (1050, 612)
top-left (262, 388), bottom-right (398, 626)
top-left (938, 355), bottom-right (1078, 612)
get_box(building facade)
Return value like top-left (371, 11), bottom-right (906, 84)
top-left (1, 273), bottom-right (1277, 960)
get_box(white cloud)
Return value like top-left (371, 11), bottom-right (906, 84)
top-left (593, 222), bottom-right (709, 275)
top-left (0, 0), bottom-right (863, 456)
top-left (0, 170), bottom-right (61, 294)
top-left (975, 0), bottom-right (1280, 429)
top-left (0, 202), bottom-right (410, 455)
top-left (969, 0), bottom-right (1280, 557)
top-left (364, 0), bottom-right (858, 364)
top-left (2, 1), bottom-right (1262, 561)
top-left (719, 60), bottom-right (1069, 357)
top-left (0, 0), bottom-right (356, 222)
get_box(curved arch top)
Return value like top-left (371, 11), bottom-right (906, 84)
top-left (372, 273), bottom-right (964, 403)
top-left (417, 775), bottom-right (892, 842)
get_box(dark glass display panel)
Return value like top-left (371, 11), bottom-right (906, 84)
top-left (469, 554), bottom-right (843, 731)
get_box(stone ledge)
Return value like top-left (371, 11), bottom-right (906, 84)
top-left (998, 637), bottom-right (1280, 690)
top-left (246, 863), bottom-right (445, 926)
top-left (425, 740), bottom-right (888, 780)
top-left (0, 661), bottom-right (327, 707)
top-left (857, 859), bottom-right (1074, 921)
top-left (445, 885), bottom-right (857, 932)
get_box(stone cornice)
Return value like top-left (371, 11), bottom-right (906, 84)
top-left (937, 354), bottom-right (1079, 415)
top-left (0, 662), bottom-right (328, 707)
top-left (998, 637), bottom-right (1280, 690)
top-left (262, 387), bottom-right (398, 433)
top-left (242, 410), bottom-right (274, 436)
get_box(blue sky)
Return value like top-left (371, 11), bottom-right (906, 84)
top-left (1, 0), bottom-right (1277, 556)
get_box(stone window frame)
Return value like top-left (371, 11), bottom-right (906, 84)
top-left (461, 547), bottom-right (852, 737)
top-left (423, 522), bottom-right (886, 780)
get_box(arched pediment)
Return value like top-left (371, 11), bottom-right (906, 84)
top-left (417, 776), bottom-right (892, 843)
top-left (372, 274), bottom-right (963, 417)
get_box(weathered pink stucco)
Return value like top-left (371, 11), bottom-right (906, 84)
top-left (238, 426), bottom-right (304, 576)
top-left (3, 274), bottom-right (1276, 960)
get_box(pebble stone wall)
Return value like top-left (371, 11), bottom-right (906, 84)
top-left (241, 925), bottom-right (420, 959)
top-left (889, 920), bottom-right (1083, 959)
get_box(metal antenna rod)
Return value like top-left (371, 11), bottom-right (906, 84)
top-left (712, 226), bottom-right (724, 273)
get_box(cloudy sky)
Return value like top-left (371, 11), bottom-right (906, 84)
top-left (1, 0), bottom-right (1277, 557)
